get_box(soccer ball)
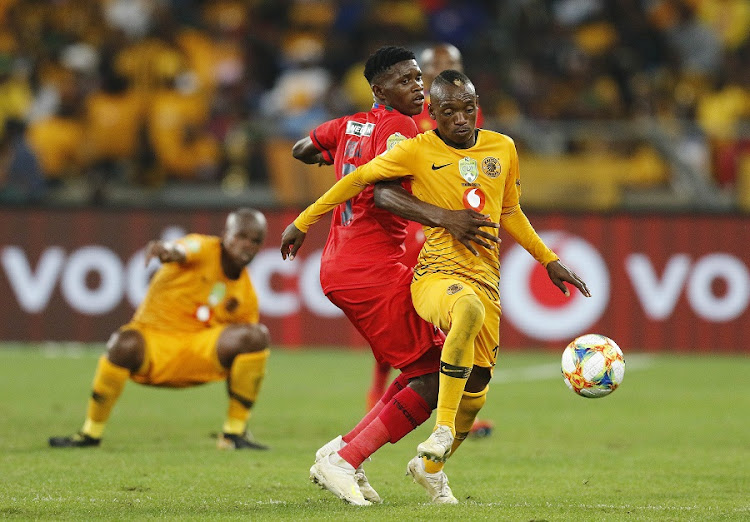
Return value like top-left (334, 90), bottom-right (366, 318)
top-left (561, 334), bottom-right (625, 398)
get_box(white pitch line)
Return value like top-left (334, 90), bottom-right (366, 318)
top-left (493, 353), bottom-right (655, 383)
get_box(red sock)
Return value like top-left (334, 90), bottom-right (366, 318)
top-left (343, 373), bottom-right (408, 443)
top-left (378, 386), bottom-right (431, 443)
top-left (339, 418), bottom-right (390, 469)
top-left (338, 385), bottom-right (431, 469)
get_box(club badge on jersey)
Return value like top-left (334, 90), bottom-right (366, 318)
top-left (459, 156), bottom-right (479, 183)
top-left (386, 132), bottom-right (406, 151)
top-left (481, 156), bottom-right (501, 178)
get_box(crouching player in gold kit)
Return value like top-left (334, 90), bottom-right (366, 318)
top-left (50, 208), bottom-right (271, 450)
top-left (281, 70), bottom-right (590, 502)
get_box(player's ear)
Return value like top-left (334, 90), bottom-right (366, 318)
top-left (428, 102), bottom-right (436, 120)
top-left (371, 83), bottom-right (384, 103)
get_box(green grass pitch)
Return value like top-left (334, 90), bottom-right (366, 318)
top-left (0, 344), bottom-right (748, 521)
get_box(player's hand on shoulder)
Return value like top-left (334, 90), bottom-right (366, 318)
top-left (546, 260), bottom-right (591, 297)
top-left (280, 223), bottom-right (306, 260)
top-left (441, 209), bottom-right (501, 256)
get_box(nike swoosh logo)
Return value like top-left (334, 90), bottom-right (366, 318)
top-left (431, 163), bottom-right (452, 170)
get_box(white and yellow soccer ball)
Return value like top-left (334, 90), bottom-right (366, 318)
top-left (561, 334), bottom-right (625, 398)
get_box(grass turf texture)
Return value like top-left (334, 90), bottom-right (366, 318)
top-left (0, 344), bottom-right (748, 521)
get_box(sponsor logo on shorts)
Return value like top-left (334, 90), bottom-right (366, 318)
top-left (482, 156), bottom-right (500, 178)
top-left (446, 283), bottom-right (463, 295)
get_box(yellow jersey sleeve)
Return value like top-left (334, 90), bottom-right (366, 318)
top-left (174, 234), bottom-right (211, 265)
top-left (294, 141), bottom-right (414, 232)
top-left (499, 142), bottom-right (558, 266)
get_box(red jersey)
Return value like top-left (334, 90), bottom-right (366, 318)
top-left (309, 104), bottom-right (419, 292)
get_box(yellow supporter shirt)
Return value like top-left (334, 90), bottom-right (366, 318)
top-left (132, 234), bottom-right (258, 332)
top-left (295, 129), bottom-right (558, 298)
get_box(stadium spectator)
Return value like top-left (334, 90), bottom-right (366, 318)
top-left (49, 208), bottom-right (271, 451)
top-left (0, 118), bottom-right (45, 202)
top-left (284, 46), bottom-right (500, 506)
top-left (26, 86), bottom-right (86, 185)
top-left (146, 69), bottom-right (221, 182)
top-left (83, 67), bottom-right (146, 197)
top-left (282, 69), bottom-right (590, 503)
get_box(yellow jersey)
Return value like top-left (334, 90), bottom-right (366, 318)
top-left (295, 129), bottom-right (559, 299)
top-left (131, 234), bottom-right (258, 332)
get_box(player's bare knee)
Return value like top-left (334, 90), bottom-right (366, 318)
top-left (221, 323), bottom-right (270, 355)
top-left (105, 329), bottom-right (144, 372)
top-left (408, 372), bottom-right (439, 409)
top-left (236, 323), bottom-right (270, 353)
top-left (465, 365), bottom-right (491, 393)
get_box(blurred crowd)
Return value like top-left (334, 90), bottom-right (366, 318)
top-left (0, 0), bottom-right (747, 205)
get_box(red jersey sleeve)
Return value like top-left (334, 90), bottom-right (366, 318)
top-left (310, 118), bottom-right (342, 164)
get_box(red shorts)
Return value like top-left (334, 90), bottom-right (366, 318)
top-left (327, 268), bottom-right (444, 378)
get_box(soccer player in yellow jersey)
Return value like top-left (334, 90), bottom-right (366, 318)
top-left (50, 208), bottom-right (271, 450)
top-left (281, 70), bottom-right (590, 502)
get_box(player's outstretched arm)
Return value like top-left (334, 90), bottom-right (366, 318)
top-left (546, 260), bottom-right (591, 297)
top-left (374, 181), bottom-right (500, 256)
top-left (292, 136), bottom-right (332, 166)
top-left (144, 240), bottom-right (186, 265)
top-left (280, 223), bottom-right (306, 260)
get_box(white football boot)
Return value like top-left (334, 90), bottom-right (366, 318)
top-left (314, 435), bottom-right (381, 503)
top-left (417, 425), bottom-right (454, 462)
top-left (315, 435), bottom-right (344, 461)
top-left (406, 456), bottom-right (458, 504)
top-left (310, 452), bottom-right (371, 506)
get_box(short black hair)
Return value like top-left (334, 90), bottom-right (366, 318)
top-left (363, 46), bottom-right (416, 84)
top-left (432, 69), bottom-right (473, 90)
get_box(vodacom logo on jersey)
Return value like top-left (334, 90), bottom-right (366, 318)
top-left (501, 231), bottom-right (610, 341)
top-left (462, 187), bottom-right (486, 212)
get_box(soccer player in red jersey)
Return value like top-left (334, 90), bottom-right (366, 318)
top-left (368, 43), bottom-right (491, 436)
top-left (288, 46), bottom-right (499, 506)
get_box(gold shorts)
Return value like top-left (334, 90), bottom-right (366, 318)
top-left (411, 274), bottom-right (500, 369)
top-left (124, 322), bottom-right (227, 387)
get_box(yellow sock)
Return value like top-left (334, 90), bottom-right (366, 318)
top-left (435, 295), bottom-right (484, 433)
top-left (424, 459), bottom-right (444, 474)
top-left (82, 356), bottom-right (130, 439)
top-left (452, 386), bottom-right (488, 454)
top-left (424, 386), bottom-right (489, 474)
top-left (224, 349), bottom-right (269, 434)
